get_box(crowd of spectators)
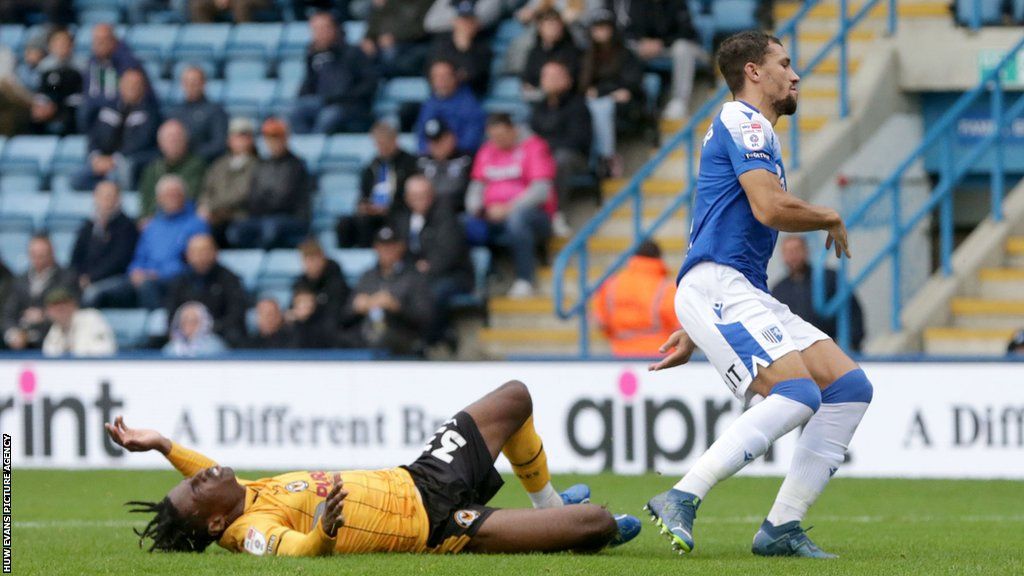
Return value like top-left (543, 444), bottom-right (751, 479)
top-left (0, 0), bottom-right (719, 358)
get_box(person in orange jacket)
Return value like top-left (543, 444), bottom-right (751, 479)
top-left (593, 239), bottom-right (679, 357)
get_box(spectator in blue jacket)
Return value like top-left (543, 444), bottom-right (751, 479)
top-left (77, 23), bottom-right (150, 134)
top-left (290, 11), bottom-right (379, 134)
top-left (73, 181), bottom-right (139, 309)
top-left (73, 69), bottom-right (160, 192)
top-left (415, 59), bottom-right (486, 155)
top-left (88, 175), bottom-right (209, 310)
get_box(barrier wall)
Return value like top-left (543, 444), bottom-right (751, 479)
top-left (2, 361), bottom-right (1022, 478)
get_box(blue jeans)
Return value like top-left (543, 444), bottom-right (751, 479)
top-left (470, 206), bottom-right (551, 283)
top-left (227, 216), bottom-right (308, 249)
top-left (429, 273), bottom-right (472, 344)
top-left (588, 96), bottom-right (616, 159)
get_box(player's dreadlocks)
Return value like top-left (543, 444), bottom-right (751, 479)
top-left (126, 498), bottom-right (217, 553)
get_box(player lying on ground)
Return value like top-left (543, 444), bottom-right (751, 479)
top-left (642, 30), bottom-right (873, 559)
top-left (107, 380), bottom-right (641, 556)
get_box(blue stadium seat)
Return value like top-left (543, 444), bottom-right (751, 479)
top-left (449, 246), bottom-right (491, 311)
top-left (258, 248), bottom-right (302, 289)
top-left (312, 187), bottom-right (360, 232)
top-left (955, 0), bottom-right (1004, 25)
top-left (321, 134), bottom-right (376, 173)
top-left (172, 60), bottom-right (217, 82)
top-left (0, 191), bottom-right (50, 232)
top-left (317, 229), bottom-right (338, 250)
top-left (174, 23), bottom-right (231, 61)
top-left (225, 59), bottom-right (268, 82)
top-left (343, 20), bottom-right (367, 45)
top-left (0, 135), bottom-right (60, 176)
top-left (0, 136), bottom-right (6, 161)
top-left (0, 173), bottom-right (42, 193)
top-left (142, 59), bottom-right (165, 82)
top-left (50, 229), bottom-right (77, 267)
top-left (152, 79), bottom-right (176, 103)
top-left (484, 76), bottom-right (529, 119)
top-left (330, 248), bottom-right (377, 286)
top-left (493, 20), bottom-right (525, 56)
top-left (219, 249), bottom-right (265, 292)
top-left (146, 308), bottom-right (169, 339)
top-left (270, 76), bottom-right (303, 117)
top-left (374, 77), bottom-right (431, 118)
top-left (46, 191), bottom-right (94, 232)
top-left (1015, 0), bottom-right (1024, 21)
top-left (0, 25), bottom-right (25, 54)
top-left (288, 134), bottom-right (326, 173)
top-left (224, 78), bottom-right (276, 120)
top-left (280, 22), bottom-right (311, 59)
top-left (101, 309), bottom-right (149, 349)
top-left (711, 0), bottom-right (758, 34)
top-left (319, 171), bottom-right (360, 194)
top-left (0, 231), bottom-right (31, 274)
top-left (227, 23), bottom-right (283, 60)
top-left (277, 57), bottom-right (305, 84)
top-left (121, 191), bottom-right (141, 219)
top-left (126, 24), bottom-right (180, 63)
top-left (80, 7), bottom-right (123, 25)
top-left (256, 287), bottom-right (293, 309)
top-left (53, 135), bottom-right (88, 175)
top-left (74, 24), bottom-right (127, 60)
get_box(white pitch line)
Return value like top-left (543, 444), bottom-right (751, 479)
top-left (13, 514), bottom-right (1024, 529)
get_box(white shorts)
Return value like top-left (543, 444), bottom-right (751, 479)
top-left (675, 262), bottom-right (829, 400)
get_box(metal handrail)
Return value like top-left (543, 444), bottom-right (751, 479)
top-left (553, 0), bottom-right (896, 356)
top-left (813, 35), bottom-right (1024, 350)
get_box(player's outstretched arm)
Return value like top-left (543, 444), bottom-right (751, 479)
top-left (739, 169), bottom-right (850, 258)
top-left (105, 415), bottom-right (219, 477)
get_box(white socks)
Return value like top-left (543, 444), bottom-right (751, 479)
top-left (527, 482), bottom-right (564, 509)
top-left (766, 369), bottom-right (873, 526)
top-left (674, 385), bottom-right (818, 499)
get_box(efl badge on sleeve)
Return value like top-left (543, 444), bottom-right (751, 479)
top-left (740, 122), bottom-right (765, 150)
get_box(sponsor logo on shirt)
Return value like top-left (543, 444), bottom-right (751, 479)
top-left (285, 480), bottom-right (309, 493)
top-left (744, 151), bottom-right (771, 162)
top-left (453, 509), bottom-right (481, 529)
top-left (740, 122), bottom-right (766, 150)
top-left (244, 527), bottom-right (267, 556)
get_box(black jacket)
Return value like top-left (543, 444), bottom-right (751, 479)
top-left (165, 263), bottom-right (249, 346)
top-left (772, 268), bottom-right (865, 351)
top-left (166, 97), bottom-right (229, 163)
top-left (299, 41), bottom-right (378, 113)
top-left (292, 259), bottom-right (351, 329)
top-left (36, 60), bottom-right (83, 135)
top-left (522, 33), bottom-right (582, 89)
top-left (1, 266), bottom-right (78, 349)
top-left (609, 0), bottom-right (698, 45)
top-left (249, 151), bottom-right (311, 220)
top-left (351, 262), bottom-right (432, 355)
top-left (87, 97), bottom-right (160, 167)
top-left (530, 92), bottom-right (593, 156)
top-left (580, 38), bottom-right (645, 98)
top-left (358, 150), bottom-right (420, 217)
top-left (245, 324), bottom-right (299, 349)
top-left (393, 204), bottom-right (473, 285)
top-left (70, 211), bottom-right (139, 284)
top-left (428, 35), bottom-right (493, 97)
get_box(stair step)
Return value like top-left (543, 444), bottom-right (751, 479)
top-left (1008, 237), bottom-right (1024, 254)
top-left (802, 56), bottom-right (862, 76)
top-left (550, 235), bottom-right (687, 254)
top-left (798, 29), bottom-right (877, 43)
top-left (951, 298), bottom-right (1024, 329)
top-left (662, 114), bottom-right (829, 136)
top-left (479, 327), bottom-right (604, 345)
top-left (601, 178), bottom-right (686, 198)
top-left (922, 327), bottom-right (1015, 356)
top-left (978, 268), bottom-right (1024, 299)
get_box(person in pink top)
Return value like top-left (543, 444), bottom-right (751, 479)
top-left (465, 113), bottom-right (557, 298)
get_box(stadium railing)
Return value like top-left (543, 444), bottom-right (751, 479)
top-left (552, 0), bottom-right (897, 357)
top-left (812, 35), bottom-right (1024, 350)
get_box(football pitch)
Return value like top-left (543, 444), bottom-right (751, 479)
top-left (12, 470), bottom-right (1024, 575)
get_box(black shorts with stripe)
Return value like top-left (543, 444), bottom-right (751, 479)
top-left (401, 411), bottom-right (504, 549)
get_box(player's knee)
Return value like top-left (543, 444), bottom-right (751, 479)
top-left (822, 368), bottom-right (873, 405)
top-left (498, 379), bottom-right (533, 419)
top-left (577, 505), bottom-right (617, 550)
top-left (769, 377), bottom-right (822, 413)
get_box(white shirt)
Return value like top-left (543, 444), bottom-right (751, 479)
top-left (42, 309), bottom-right (118, 357)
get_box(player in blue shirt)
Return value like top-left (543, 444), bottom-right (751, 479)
top-left (642, 31), bottom-right (873, 559)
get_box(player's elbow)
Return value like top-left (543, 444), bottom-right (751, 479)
top-left (751, 203), bottom-right (781, 228)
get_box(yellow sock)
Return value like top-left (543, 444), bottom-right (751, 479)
top-left (502, 416), bottom-right (552, 494)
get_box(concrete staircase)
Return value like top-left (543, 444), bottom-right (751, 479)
top-left (924, 236), bottom-right (1024, 355)
top-left (476, 0), bottom-right (953, 358)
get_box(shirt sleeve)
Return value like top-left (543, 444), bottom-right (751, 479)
top-left (165, 442), bottom-right (219, 477)
top-left (233, 515), bottom-right (337, 557)
top-left (719, 114), bottom-right (776, 177)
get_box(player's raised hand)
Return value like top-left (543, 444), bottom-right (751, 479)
top-left (825, 217), bottom-right (851, 259)
top-left (648, 328), bottom-right (697, 372)
top-left (104, 416), bottom-right (170, 454)
top-left (321, 473), bottom-right (348, 538)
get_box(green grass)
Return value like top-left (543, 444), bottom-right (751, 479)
top-left (12, 470), bottom-right (1024, 575)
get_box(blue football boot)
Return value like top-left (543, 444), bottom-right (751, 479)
top-left (609, 514), bottom-right (642, 547)
top-left (560, 484), bottom-right (591, 505)
top-left (751, 520), bottom-right (838, 559)
top-left (643, 489), bottom-right (701, 554)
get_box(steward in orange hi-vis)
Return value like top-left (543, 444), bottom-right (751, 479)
top-left (108, 381), bottom-right (642, 557)
top-left (593, 241), bottom-right (679, 357)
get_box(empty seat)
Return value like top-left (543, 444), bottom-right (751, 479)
top-left (46, 191), bottom-right (94, 232)
top-left (146, 308), bottom-right (169, 339)
top-left (121, 191), bottom-right (141, 219)
top-left (79, 7), bottom-right (123, 25)
top-left (256, 287), bottom-right (293, 309)
top-left (225, 59), bottom-right (268, 82)
top-left (126, 24), bottom-right (180, 63)
top-left (484, 77), bottom-right (529, 120)
top-left (313, 188), bottom-right (360, 232)
top-left (280, 22), bottom-right (311, 59)
top-left (224, 78), bottom-right (276, 120)
top-left (219, 249), bottom-right (265, 292)
top-left (0, 173), bottom-right (42, 193)
top-left (955, 0), bottom-right (1005, 25)
top-left (0, 25), bottom-right (25, 54)
top-left (343, 20), bottom-right (367, 45)
top-left (174, 23), bottom-right (231, 61)
top-left (101, 309), bottom-right (150, 349)
top-left (319, 171), bottom-right (360, 194)
top-left (0, 230), bottom-right (31, 274)
top-left (493, 20), bottom-right (525, 55)
top-left (289, 134), bottom-right (326, 173)
top-left (1015, 0), bottom-right (1024, 21)
top-left (0, 135), bottom-right (60, 175)
top-left (50, 229), bottom-right (78, 267)
top-left (321, 134), bottom-right (376, 173)
top-left (277, 57), bottom-right (306, 84)
top-left (172, 59), bottom-right (216, 82)
top-left (227, 22), bottom-right (283, 60)
top-left (53, 135), bottom-right (88, 175)
top-left (258, 248), bottom-right (302, 289)
top-left (374, 77), bottom-right (431, 118)
top-left (0, 191), bottom-right (50, 232)
top-left (330, 248), bottom-right (377, 286)
top-left (711, 0), bottom-right (758, 34)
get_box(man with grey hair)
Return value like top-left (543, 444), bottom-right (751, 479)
top-left (138, 119), bottom-right (207, 220)
top-left (88, 175), bottom-right (209, 309)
